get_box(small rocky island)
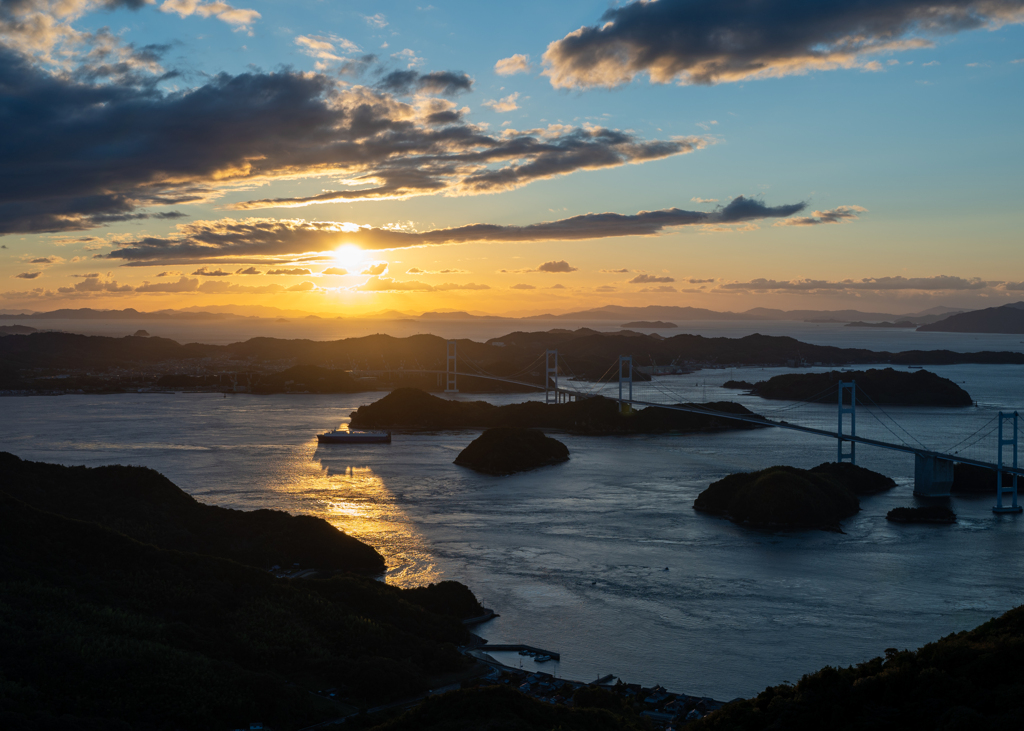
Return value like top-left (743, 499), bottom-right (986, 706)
top-left (951, 463), bottom-right (1011, 494)
top-left (620, 320), bottom-right (678, 329)
top-left (693, 462), bottom-right (896, 530)
top-left (723, 380), bottom-right (755, 389)
top-left (887, 506), bottom-right (957, 524)
top-left (750, 368), bottom-right (973, 406)
top-left (454, 427), bottom-right (570, 475)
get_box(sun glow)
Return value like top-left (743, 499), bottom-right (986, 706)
top-left (332, 244), bottom-right (365, 272)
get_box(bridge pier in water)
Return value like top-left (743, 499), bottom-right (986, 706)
top-left (994, 411), bottom-right (1022, 514)
top-left (837, 381), bottom-right (856, 465)
top-left (913, 455), bottom-right (955, 497)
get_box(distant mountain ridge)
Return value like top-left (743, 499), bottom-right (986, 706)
top-left (918, 302), bottom-right (1024, 334)
top-left (0, 304), bottom-right (973, 324)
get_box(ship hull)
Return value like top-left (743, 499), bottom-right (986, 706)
top-left (317, 433), bottom-right (392, 444)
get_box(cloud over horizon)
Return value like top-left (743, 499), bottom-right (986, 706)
top-left (0, 45), bottom-right (696, 235)
top-left (105, 197), bottom-right (812, 263)
top-left (542, 0), bottom-right (1024, 89)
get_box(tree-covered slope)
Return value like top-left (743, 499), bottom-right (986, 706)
top-left (0, 452), bottom-right (385, 573)
top-left (0, 489), bottom-right (477, 730)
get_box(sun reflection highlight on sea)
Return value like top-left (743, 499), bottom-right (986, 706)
top-left (300, 445), bottom-right (440, 588)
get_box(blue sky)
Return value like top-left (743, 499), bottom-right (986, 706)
top-left (2, 0), bottom-right (1022, 315)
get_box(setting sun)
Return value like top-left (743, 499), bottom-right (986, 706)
top-left (332, 244), bottom-right (364, 273)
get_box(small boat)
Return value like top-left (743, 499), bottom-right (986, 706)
top-left (535, 655), bottom-right (552, 663)
top-left (317, 428), bottom-right (392, 444)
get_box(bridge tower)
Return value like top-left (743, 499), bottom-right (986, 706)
top-left (618, 356), bottom-right (633, 413)
top-left (545, 350), bottom-right (558, 404)
top-left (837, 381), bottom-right (856, 464)
top-left (445, 340), bottom-right (458, 393)
top-left (994, 411), bottom-right (1022, 514)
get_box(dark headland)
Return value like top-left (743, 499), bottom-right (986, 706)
top-left (454, 427), bottom-right (570, 475)
top-left (918, 301), bottom-right (1024, 334)
top-left (350, 387), bottom-right (766, 434)
top-left (749, 368), bottom-right (973, 406)
top-left (0, 453), bottom-right (494, 730)
top-left (693, 463), bottom-right (896, 530)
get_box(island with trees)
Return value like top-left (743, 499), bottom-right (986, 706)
top-left (350, 388), bottom-right (766, 435)
top-left (886, 506), bottom-right (957, 524)
top-left (454, 427), bottom-right (570, 475)
top-left (749, 368), bottom-right (973, 405)
top-left (693, 463), bottom-right (896, 530)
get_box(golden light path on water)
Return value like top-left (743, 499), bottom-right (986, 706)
top-left (271, 438), bottom-right (441, 588)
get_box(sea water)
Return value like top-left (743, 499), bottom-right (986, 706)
top-left (3, 357), bottom-right (1023, 700)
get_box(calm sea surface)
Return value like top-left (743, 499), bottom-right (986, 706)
top-left (2, 324), bottom-right (1023, 699)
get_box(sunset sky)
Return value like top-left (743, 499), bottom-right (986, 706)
top-left (2, 0), bottom-right (1023, 315)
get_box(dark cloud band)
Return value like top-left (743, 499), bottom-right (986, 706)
top-left (543, 0), bottom-right (1024, 88)
top-left (105, 196), bottom-right (811, 262)
top-left (0, 46), bottom-right (696, 235)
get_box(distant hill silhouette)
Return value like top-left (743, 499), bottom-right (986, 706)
top-left (918, 302), bottom-right (1024, 334)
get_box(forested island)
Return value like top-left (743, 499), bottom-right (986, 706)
top-left (620, 320), bottom-right (678, 328)
top-left (693, 463), bottom-right (896, 530)
top-left (350, 388), bottom-right (766, 435)
top-left (454, 427), bottom-right (570, 475)
top-left (3, 328), bottom-right (1024, 396)
top-left (749, 368), bottom-right (973, 406)
top-left (887, 506), bottom-right (957, 524)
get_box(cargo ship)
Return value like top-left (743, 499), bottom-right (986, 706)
top-left (316, 428), bottom-right (392, 444)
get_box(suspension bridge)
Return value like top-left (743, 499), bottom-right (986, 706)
top-left (353, 341), bottom-right (1023, 514)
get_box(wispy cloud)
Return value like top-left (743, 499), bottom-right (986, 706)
top-left (483, 92), bottom-right (520, 112)
top-left (495, 54), bottom-right (531, 75)
top-left (630, 273), bottom-right (675, 284)
top-left (717, 275), bottom-right (993, 293)
top-left (105, 197), bottom-right (812, 263)
top-left (773, 205), bottom-right (867, 226)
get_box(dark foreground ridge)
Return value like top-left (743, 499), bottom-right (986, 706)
top-left (454, 427), bottom-right (570, 475)
top-left (694, 463), bottom-right (896, 530)
top-left (0, 453), bottom-right (493, 730)
top-left (350, 388), bottom-right (766, 434)
top-left (750, 367), bottom-right (973, 406)
top-left (689, 604), bottom-right (1024, 731)
top-left (0, 452), bottom-right (385, 573)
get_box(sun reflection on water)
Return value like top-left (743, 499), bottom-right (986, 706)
top-left (309, 451), bottom-right (440, 588)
